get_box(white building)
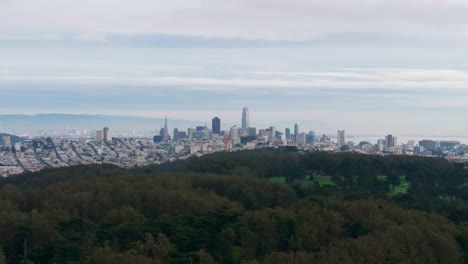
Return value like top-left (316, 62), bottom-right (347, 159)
top-left (96, 130), bottom-right (104, 142)
top-left (337, 130), bottom-right (346, 148)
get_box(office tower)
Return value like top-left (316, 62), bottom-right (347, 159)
top-left (285, 128), bottom-right (291, 140)
top-left (294, 123), bottom-right (300, 142)
top-left (242, 107), bottom-right (250, 130)
top-left (259, 129), bottom-right (267, 137)
top-left (187, 128), bottom-right (196, 139)
top-left (103, 127), bottom-right (112, 142)
top-left (212, 117), bottom-right (221, 134)
top-left (275, 131), bottom-right (283, 140)
top-left (406, 140), bottom-right (415, 151)
top-left (2, 136), bottom-right (11, 148)
top-left (418, 140), bottom-right (437, 151)
top-left (247, 127), bottom-right (257, 137)
top-left (95, 130), bottom-right (104, 142)
top-left (269, 126), bottom-right (276, 141)
top-left (297, 133), bottom-right (306, 145)
top-left (306, 131), bottom-right (316, 144)
top-left (163, 116), bottom-right (169, 140)
top-left (196, 126), bottom-right (205, 132)
top-left (173, 128), bottom-right (179, 141)
top-left (385, 134), bottom-right (395, 148)
top-left (177, 131), bottom-right (187, 139)
top-left (337, 130), bottom-right (345, 147)
top-left (230, 126), bottom-right (239, 140)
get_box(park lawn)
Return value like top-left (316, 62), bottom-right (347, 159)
top-left (377, 175), bottom-right (387, 180)
top-left (390, 177), bottom-right (410, 196)
top-left (269, 176), bottom-right (286, 184)
top-left (315, 175), bottom-right (335, 187)
top-left (269, 175), bottom-right (335, 187)
top-left (378, 175), bottom-right (410, 196)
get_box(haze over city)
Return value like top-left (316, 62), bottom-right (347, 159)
top-left (2, 1), bottom-right (468, 135)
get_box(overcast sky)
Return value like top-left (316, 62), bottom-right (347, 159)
top-left (2, 0), bottom-right (468, 135)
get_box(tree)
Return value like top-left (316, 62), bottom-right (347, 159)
top-left (15, 225), bottom-right (32, 263)
top-left (0, 249), bottom-right (6, 264)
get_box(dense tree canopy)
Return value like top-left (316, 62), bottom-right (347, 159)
top-left (1, 149), bottom-right (468, 263)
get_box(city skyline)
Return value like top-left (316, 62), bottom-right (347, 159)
top-left (2, 1), bottom-right (468, 135)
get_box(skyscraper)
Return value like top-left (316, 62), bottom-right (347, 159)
top-left (285, 128), bottom-right (291, 140)
top-left (187, 128), bottom-right (196, 139)
top-left (212, 117), bottom-right (221, 134)
top-left (163, 116), bottom-right (169, 140)
top-left (95, 130), bottom-right (104, 142)
top-left (247, 127), bottom-right (257, 137)
top-left (269, 126), bottom-right (276, 141)
top-left (337, 130), bottom-right (345, 147)
top-left (230, 126), bottom-right (240, 140)
top-left (173, 128), bottom-right (179, 141)
top-left (385, 134), bottom-right (395, 148)
top-left (294, 123), bottom-right (300, 143)
top-left (103, 127), bottom-right (112, 142)
top-left (242, 107), bottom-right (250, 130)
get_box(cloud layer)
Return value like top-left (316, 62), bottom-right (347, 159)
top-left (2, 0), bottom-right (468, 41)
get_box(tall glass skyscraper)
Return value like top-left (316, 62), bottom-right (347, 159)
top-left (242, 107), bottom-right (249, 130)
top-left (212, 117), bottom-right (221, 135)
top-left (294, 123), bottom-right (300, 143)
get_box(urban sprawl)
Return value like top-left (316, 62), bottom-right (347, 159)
top-left (1, 107), bottom-right (467, 177)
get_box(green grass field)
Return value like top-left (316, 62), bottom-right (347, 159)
top-left (269, 176), bottom-right (286, 184)
top-left (269, 174), bottom-right (409, 195)
top-left (378, 175), bottom-right (410, 196)
top-left (391, 181), bottom-right (409, 196)
top-left (315, 175), bottom-right (335, 187)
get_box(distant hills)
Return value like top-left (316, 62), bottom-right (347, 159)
top-left (0, 114), bottom-right (204, 134)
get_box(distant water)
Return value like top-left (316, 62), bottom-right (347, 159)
top-left (340, 136), bottom-right (468, 145)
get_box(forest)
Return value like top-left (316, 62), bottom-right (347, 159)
top-left (1, 147), bottom-right (468, 263)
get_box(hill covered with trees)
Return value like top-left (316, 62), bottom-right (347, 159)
top-left (1, 148), bottom-right (468, 263)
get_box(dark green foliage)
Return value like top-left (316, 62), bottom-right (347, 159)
top-left (1, 149), bottom-right (468, 263)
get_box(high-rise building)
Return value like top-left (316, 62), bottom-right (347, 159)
top-left (297, 133), bottom-right (306, 145)
top-left (2, 136), bottom-right (11, 148)
top-left (212, 117), bottom-right (221, 134)
top-left (163, 116), bottom-right (169, 140)
top-left (269, 126), bottom-right (276, 141)
top-left (406, 140), bottom-right (415, 152)
top-left (95, 130), bottom-right (104, 142)
top-left (419, 140), bottom-right (438, 151)
top-left (173, 128), bottom-right (179, 141)
top-left (103, 127), bottom-right (112, 142)
top-left (285, 128), bottom-right (291, 140)
top-left (247, 127), bottom-right (257, 137)
top-left (187, 128), bottom-right (196, 139)
top-left (294, 123), bottom-right (300, 143)
top-left (306, 131), bottom-right (316, 144)
top-left (230, 126), bottom-right (240, 140)
top-left (242, 107), bottom-right (250, 130)
top-left (385, 134), bottom-right (395, 148)
top-left (337, 130), bottom-right (346, 147)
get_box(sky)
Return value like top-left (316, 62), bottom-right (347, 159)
top-left (2, 0), bottom-right (468, 135)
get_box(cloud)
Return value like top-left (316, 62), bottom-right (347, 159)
top-left (2, 68), bottom-right (468, 91)
top-left (2, 0), bottom-right (468, 42)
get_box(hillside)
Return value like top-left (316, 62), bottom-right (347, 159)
top-left (0, 150), bottom-right (467, 263)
